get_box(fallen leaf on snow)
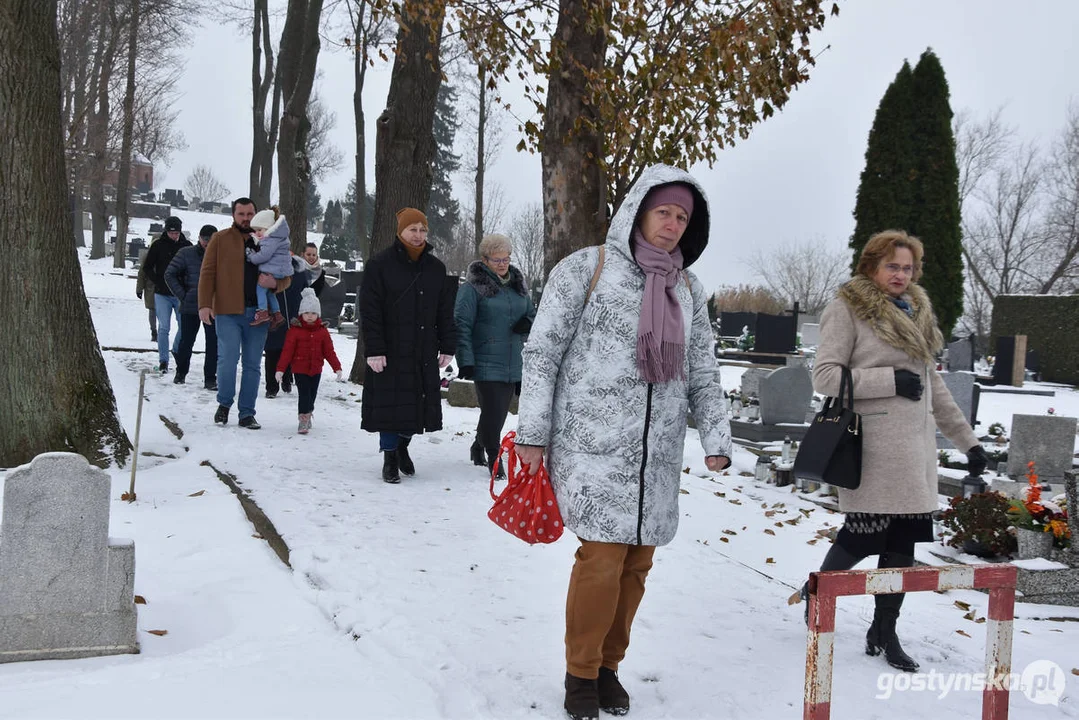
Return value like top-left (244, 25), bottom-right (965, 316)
top-left (188, 490), bottom-right (205, 497)
top-left (723, 529), bottom-right (738, 536)
top-left (954, 601), bottom-right (971, 611)
top-left (765, 557), bottom-right (775, 564)
top-left (719, 537), bottom-right (729, 543)
top-left (134, 595), bottom-right (147, 605)
top-left (714, 491), bottom-right (726, 497)
top-left (764, 529), bottom-right (776, 536)
top-left (955, 630), bottom-right (971, 638)
top-left (147, 629), bottom-right (168, 637)
top-left (680, 489), bottom-right (690, 495)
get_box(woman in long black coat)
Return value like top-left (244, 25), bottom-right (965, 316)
top-left (360, 208), bottom-right (456, 483)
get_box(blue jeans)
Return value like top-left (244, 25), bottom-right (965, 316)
top-left (215, 308), bottom-right (269, 419)
top-left (256, 284), bottom-right (280, 313)
top-left (154, 294), bottom-right (182, 365)
top-left (379, 432), bottom-right (413, 452)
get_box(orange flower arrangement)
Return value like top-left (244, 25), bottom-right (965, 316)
top-left (1008, 461), bottom-right (1071, 548)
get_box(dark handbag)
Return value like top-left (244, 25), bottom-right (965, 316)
top-left (793, 366), bottom-right (862, 490)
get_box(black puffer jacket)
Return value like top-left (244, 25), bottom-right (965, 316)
top-left (360, 242), bottom-right (457, 434)
top-left (143, 232), bottom-right (192, 297)
top-left (164, 242), bottom-right (206, 314)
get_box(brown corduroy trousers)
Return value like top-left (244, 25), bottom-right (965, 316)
top-left (565, 539), bottom-right (656, 679)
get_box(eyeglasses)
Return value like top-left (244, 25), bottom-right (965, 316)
top-left (883, 263), bottom-right (914, 276)
top-left (485, 256), bottom-right (511, 265)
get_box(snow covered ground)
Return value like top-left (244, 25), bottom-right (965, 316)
top-left (0, 250), bottom-right (1076, 719)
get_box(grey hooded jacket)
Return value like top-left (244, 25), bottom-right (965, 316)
top-left (515, 164), bottom-right (732, 546)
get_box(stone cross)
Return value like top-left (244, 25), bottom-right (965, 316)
top-left (0, 453), bottom-right (138, 663)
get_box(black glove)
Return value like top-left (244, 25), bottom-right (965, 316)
top-left (894, 369), bottom-right (923, 401)
top-left (136, 289), bottom-right (142, 300)
top-left (514, 381), bottom-right (521, 397)
top-left (244, 237), bottom-right (257, 251)
top-left (512, 316), bottom-right (533, 334)
top-left (966, 445), bottom-right (989, 476)
top-left (458, 365), bottom-right (475, 380)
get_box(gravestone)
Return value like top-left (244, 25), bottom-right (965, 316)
top-left (946, 337), bottom-right (974, 372)
top-left (1066, 472), bottom-right (1078, 568)
top-left (739, 368), bottom-right (770, 399)
top-left (936, 372), bottom-right (978, 449)
top-left (800, 323), bottom-right (821, 348)
top-left (992, 335), bottom-right (1027, 387)
top-left (754, 313), bottom-right (797, 354)
top-left (758, 365), bottom-right (813, 425)
top-left (446, 380), bottom-right (518, 415)
top-left (0, 453), bottom-right (138, 663)
top-left (1006, 414), bottom-right (1078, 481)
top-left (719, 312), bottom-right (757, 337)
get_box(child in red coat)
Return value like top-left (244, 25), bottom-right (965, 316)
top-left (276, 288), bottom-right (343, 434)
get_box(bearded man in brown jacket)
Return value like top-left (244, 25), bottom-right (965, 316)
top-left (198, 197), bottom-right (291, 429)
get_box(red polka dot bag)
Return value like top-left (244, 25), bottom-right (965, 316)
top-left (488, 431), bottom-right (564, 544)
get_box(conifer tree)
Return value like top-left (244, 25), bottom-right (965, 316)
top-left (849, 50), bottom-right (964, 337)
top-left (907, 50), bottom-right (964, 337)
top-left (428, 82), bottom-right (461, 248)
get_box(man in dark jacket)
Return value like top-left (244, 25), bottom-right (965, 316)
top-left (165, 224), bottom-right (218, 388)
top-left (360, 208), bottom-right (456, 483)
top-left (143, 216), bottom-right (192, 372)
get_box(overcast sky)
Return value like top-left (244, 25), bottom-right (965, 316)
top-left (169, 0), bottom-right (1079, 291)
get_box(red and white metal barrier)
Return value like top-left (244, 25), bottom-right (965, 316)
top-left (804, 564), bottom-right (1018, 720)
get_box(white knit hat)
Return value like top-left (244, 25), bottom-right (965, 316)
top-left (250, 209), bottom-right (277, 230)
top-left (298, 287), bottom-right (321, 317)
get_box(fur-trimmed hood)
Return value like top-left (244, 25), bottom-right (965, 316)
top-left (838, 275), bottom-right (943, 363)
top-left (465, 261), bottom-right (528, 298)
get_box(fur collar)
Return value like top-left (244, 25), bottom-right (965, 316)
top-left (838, 275), bottom-right (943, 363)
top-left (466, 261), bottom-right (528, 298)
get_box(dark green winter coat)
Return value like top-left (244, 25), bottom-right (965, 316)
top-left (453, 261), bottom-right (535, 383)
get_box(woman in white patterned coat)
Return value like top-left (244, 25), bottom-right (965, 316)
top-left (515, 164), bottom-right (732, 720)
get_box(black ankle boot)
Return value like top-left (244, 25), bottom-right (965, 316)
top-left (866, 605), bottom-right (919, 672)
top-left (597, 667), bottom-right (629, 716)
top-left (470, 440), bottom-right (486, 467)
top-left (382, 451), bottom-right (400, 484)
top-left (486, 448), bottom-right (505, 480)
top-left (564, 673), bottom-right (599, 720)
top-left (397, 437), bottom-right (415, 476)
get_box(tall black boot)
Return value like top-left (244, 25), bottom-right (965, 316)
top-left (866, 551), bottom-right (919, 671)
top-left (866, 595), bottom-right (919, 672)
top-left (486, 447), bottom-right (505, 480)
top-left (396, 437), bottom-right (415, 476)
top-left (801, 540), bottom-right (867, 625)
top-left (381, 451), bottom-right (400, 484)
top-left (469, 439), bottom-right (486, 467)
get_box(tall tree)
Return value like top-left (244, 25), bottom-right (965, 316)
top-left (367, 0), bottom-right (447, 258)
top-left (849, 62), bottom-right (915, 264)
top-left (0, 0), bottom-right (131, 467)
top-left (454, 0), bottom-right (837, 276)
top-left (342, 0), bottom-right (390, 259)
top-left (87, 0), bottom-right (120, 261)
top-left (907, 50), bottom-right (964, 337)
top-left (539, 0), bottom-right (609, 278)
top-left (185, 163), bottom-right (231, 203)
top-left (350, 0), bottom-right (447, 382)
top-left (850, 50), bottom-right (964, 336)
top-left (428, 82), bottom-right (461, 252)
top-left (306, 178), bottom-right (323, 228)
top-left (249, 0), bottom-right (281, 209)
top-left (112, 0), bottom-right (140, 269)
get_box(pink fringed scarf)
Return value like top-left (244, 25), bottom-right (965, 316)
top-left (634, 229), bottom-right (685, 383)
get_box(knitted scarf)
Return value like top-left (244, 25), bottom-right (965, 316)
top-left (634, 229), bottom-right (686, 383)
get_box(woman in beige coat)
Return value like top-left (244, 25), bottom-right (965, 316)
top-left (802, 230), bottom-right (988, 672)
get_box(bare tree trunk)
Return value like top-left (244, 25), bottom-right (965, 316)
top-left (88, 0), bottom-right (117, 261)
top-left (349, 0), bottom-right (446, 382)
top-left (353, 13), bottom-right (368, 259)
top-left (113, 0), bottom-right (139, 269)
top-left (541, 0), bottom-right (609, 278)
top-left (473, 63), bottom-right (486, 250)
top-left (276, 0), bottom-right (324, 254)
top-left (249, 0), bottom-right (276, 208)
top-left (0, 0), bottom-right (132, 468)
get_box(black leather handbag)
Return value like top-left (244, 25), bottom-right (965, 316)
top-left (793, 366), bottom-right (862, 490)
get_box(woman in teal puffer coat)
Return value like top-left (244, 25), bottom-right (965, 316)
top-left (453, 233), bottom-right (536, 477)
